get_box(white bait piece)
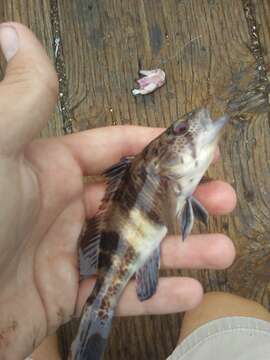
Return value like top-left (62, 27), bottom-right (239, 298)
top-left (132, 69), bottom-right (166, 95)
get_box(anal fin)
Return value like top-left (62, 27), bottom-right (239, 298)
top-left (136, 247), bottom-right (160, 301)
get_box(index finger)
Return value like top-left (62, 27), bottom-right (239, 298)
top-left (60, 125), bottom-right (219, 176)
top-left (60, 125), bottom-right (163, 175)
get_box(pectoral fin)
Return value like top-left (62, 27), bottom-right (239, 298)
top-left (181, 198), bottom-right (194, 241)
top-left (180, 197), bottom-right (208, 241)
top-left (190, 197), bottom-right (208, 226)
top-left (136, 247), bottom-right (160, 301)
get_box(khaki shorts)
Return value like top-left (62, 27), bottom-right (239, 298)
top-left (167, 317), bottom-right (270, 360)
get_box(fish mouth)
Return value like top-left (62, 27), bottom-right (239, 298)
top-left (213, 114), bottom-right (229, 132)
top-left (206, 114), bottom-right (229, 144)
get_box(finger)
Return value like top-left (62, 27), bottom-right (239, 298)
top-left (76, 277), bottom-right (203, 317)
top-left (193, 180), bottom-right (237, 214)
top-left (61, 125), bottom-right (220, 176)
top-left (117, 277), bottom-right (203, 316)
top-left (83, 180), bottom-right (236, 218)
top-left (0, 22), bottom-right (58, 155)
top-left (161, 234), bottom-right (235, 269)
top-left (61, 125), bottom-right (163, 175)
top-left (83, 182), bottom-right (104, 218)
top-left (75, 233), bottom-right (234, 316)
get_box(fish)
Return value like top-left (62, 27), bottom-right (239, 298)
top-left (70, 108), bottom-right (229, 360)
top-left (132, 69), bottom-right (166, 95)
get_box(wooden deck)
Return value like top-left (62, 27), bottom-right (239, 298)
top-left (1, 0), bottom-right (269, 359)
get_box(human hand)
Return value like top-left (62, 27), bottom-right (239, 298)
top-left (0, 23), bottom-right (236, 359)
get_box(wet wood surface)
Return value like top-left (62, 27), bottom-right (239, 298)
top-left (1, 0), bottom-right (270, 359)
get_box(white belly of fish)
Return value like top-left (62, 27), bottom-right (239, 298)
top-left (121, 207), bottom-right (167, 267)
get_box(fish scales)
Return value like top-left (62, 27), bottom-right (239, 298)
top-left (71, 108), bottom-right (229, 360)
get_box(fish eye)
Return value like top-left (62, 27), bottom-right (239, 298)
top-left (173, 121), bottom-right (189, 135)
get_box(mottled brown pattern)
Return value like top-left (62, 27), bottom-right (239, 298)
top-left (107, 111), bottom-right (201, 229)
top-left (82, 112), bottom-right (201, 271)
top-left (98, 309), bottom-right (109, 321)
top-left (114, 265), bottom-right (127, 279)
top-left (100, 297), bottom-right (110, 310)
top-left (112, 164), bottom-right (165, 225)
top-left (79, 159), bottom-right (134, 275)
top-left (119, 245), bottom-right (137, 276)
top-left (98, 231), bottom-right (121, 271)
top-left (186, 132), bottom-right (197, 159)
top-left (84, 242), bottom-right (138, 326)
top-left (122, 245), bottom-right (136, 267)
top-left (107, 284), bottom-right (121, 297)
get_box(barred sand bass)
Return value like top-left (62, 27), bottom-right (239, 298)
top-left (70, 108), bottom-right (229, 360)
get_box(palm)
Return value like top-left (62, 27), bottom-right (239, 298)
top-left (25, 138), bottom-right (86, 332)
top-left (0, 139), bottom-right (85, 346)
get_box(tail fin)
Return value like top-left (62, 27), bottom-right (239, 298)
top-left (70, 284), bottom-right (115, 360)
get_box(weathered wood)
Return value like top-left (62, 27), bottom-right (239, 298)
top-left (0, 0), bottom-right (269, 359)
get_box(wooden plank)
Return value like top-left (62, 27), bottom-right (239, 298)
top-left (0, 0), bottom-right (270, 359)
top-left (226, 0), bottom-right (270, 308)
top-left (248, 0), bottom-right (270, 74)
top-left (55, 0), bottom-right (255, 130)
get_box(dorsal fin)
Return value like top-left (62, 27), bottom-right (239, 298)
top-left (101, 156), bottom-right (134, 206)
top-left (79, 217), bottom-right (101, 280)
top-left (79, 156), bottom-right (134, 280)
top-left (103, 156), bottom-right (134, 179)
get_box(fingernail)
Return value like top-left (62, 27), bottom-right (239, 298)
top-left (0, 25), bottom-right (19, 61)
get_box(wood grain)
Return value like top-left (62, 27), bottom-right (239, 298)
top-left (0, 0), bottom-right (269, 359)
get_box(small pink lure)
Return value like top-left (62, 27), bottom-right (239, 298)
top-left (132, 69), bottom-right (166, 95)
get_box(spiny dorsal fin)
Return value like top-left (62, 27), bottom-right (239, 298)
top-left (79, 156), bottom-right (134, 280)
top-left (103, 156), bottom-right (134, 180)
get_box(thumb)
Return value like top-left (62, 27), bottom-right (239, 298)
top-left (0, 22), bottom-right (58, 155)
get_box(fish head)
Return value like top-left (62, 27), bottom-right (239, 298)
top-left (157, 108), bottom-right (229, 196)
